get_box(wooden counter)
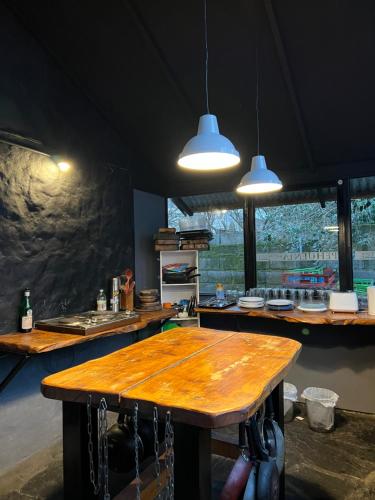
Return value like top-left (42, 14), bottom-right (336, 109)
top-left (195, 305), bottom-right (375, 326)
top-left (0, 309), bottom-right (175, 355)
top-left (42, 326), bottom-right (301, 428)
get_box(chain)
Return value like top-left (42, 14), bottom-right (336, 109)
top-left (134, 403), bottom-right (141, 500)
top-left (153, 406), bottom-right (161, 499)
top-left (100, 400), bottom-right (110, 500)
top-left (87, 394), bottom-right (101, 495)
top-left (164, 411), bottom-right (174, 500)
top-left (87, 395), bottom-right (110, 499)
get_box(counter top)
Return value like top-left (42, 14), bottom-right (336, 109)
top-left (195, 305), bottom-right (375, 326)
top-left (42, 326), bottom-right (301, 428)
top-left (0, 309), bottom-right (175, 355)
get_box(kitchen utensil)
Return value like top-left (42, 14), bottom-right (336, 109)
top-left (163, 266), bottom-right (200, 284)
top-left (329, 291), bottom-right (358, 312)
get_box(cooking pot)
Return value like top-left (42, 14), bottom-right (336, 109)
top-left (163, 266), bottom-right (200, 284)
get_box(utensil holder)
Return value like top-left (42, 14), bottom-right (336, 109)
top-left (121, 289), bottom-right (134, 311)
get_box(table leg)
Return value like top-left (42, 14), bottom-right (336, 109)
top-left (271, 381), bottom-right (285, 500)
top-left (174, 423), bottom-right (211, 500)
top-left (63, 401), bottom-right (98, 499)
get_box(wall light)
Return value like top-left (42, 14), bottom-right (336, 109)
top-left (56, 161), bottom-right (71, 172)
top-left (51, 155), bottom-right (71, 172)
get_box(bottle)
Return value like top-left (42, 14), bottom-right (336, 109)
top-left (216, 283), bottom-right (225, 301)
top-left (97, 289), bottom-right (107, 311)
top-left (111, 277), bottom-right (120, 312)
top-left (19, 288), bottom-right (33, 333)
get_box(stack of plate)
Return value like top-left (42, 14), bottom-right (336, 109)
top-left (135, 289), bottom-right (162, 312)
top-left (238, 296), bottom-right (264, 309)
top-left (266, 299), bottom-right (294, 311)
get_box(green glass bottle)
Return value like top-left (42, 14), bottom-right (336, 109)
top-left (19, 288), bottom-right (33, 333)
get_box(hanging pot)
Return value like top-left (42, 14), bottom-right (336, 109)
top-left (256, 460), bottom-right (279, 500)
top-left (220, 422), bottom-right (253, 500)
top-left (107, 413), bottom-right (144, 473)
top-left (263, 418), bottom-right (285, 475)
top-left (135, 417), bottom-right (165, 459)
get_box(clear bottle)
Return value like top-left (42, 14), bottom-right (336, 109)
top-left (19, 288), bottom-right (33, 333)
top-left (97, 289), bottom-right (107, 311)
top-left (216, 283), bottom-right (225, 301)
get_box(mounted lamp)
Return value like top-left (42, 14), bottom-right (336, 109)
top-left (178, 114), bottom-right (240, 170)
top-left (236, 43), bottom-right (283, 194)
top-left (177, 0), bottom-right (240, 171)
top-left (237, 155), bottom-right (282, 194)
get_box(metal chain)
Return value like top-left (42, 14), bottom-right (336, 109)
top-left (87, 395), bottom-right (110, 499)
top-left (100, 399), bottom-right (110, 500)
top-left (165, 411), bottom-right (174, 500)
top-left (134, 403), bottom-right (141, 500)
top-left (153, 406), bottom-right (161, 499)
top-left (87, 394), bottom-right (101, 495)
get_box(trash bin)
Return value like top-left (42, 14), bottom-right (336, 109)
top-left (301, 387), bottom-right (339, 432)
top-left (284, 382), bottom-right (298, 422)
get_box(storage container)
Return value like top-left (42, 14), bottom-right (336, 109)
top-left (284, 382), bottom-right (298, 422)
top-left (301, 387), bottom-right (339, 432)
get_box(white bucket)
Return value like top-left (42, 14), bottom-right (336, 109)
top-left (284, 382), bottom-right (298, 422)
top-left (301, 387), bottom-right (339, 432)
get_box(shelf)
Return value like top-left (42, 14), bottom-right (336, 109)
top-left (170, 316), bottom-right (199, 321)
top-left (162, 283), bottom-right (198, 287)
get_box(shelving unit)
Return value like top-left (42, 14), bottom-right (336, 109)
top-left (159, 250), bottom-right (200, 326)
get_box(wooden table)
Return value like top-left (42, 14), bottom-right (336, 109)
top-left (0, 309), bottom-right (175, 394)
top-left (195, 305), bottom-right (375, 326)
top-left (42, 326), bottom-right (301, 499)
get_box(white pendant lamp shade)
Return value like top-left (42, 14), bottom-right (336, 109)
top-left (236, 155), bottom-right (282, 194)
top-left (178, 114), bottom-right (240, 170)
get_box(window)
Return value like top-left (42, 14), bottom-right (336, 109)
top-left (168, 199), bottom-right (245, 295)
top-left (255, 200), bottom-right (339, 290)
top-left (351, 177), bottom-right (375, 296)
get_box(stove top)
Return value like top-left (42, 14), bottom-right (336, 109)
top-left (35, 310), bottom-right (140, 336)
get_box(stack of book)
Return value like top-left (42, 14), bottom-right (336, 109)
top-left (154, 227), bottom-right (179, 251)
top-left (178, 229), bottom-right (212, 251)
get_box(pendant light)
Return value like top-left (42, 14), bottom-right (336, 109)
top-left (236, 48), bottom-right (282, 194)
top-left (177, 0), bottom-right (240, 170)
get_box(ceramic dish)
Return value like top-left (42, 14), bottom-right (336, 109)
top-left (238, 296), bottom-right (264, 303)
top-left (297, 304), bottom-right (327, 312)
top-left (267, 305), bottom-right (294, 311)
top-left (238, 301), bottom-right (264, 309)
top-left (266, 299), bottom-right (293, 307)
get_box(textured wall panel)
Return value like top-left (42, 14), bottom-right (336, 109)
top-left (0, 143), bottom-right (133, 332)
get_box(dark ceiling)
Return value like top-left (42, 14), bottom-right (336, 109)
top-left (5, 0), bottom-right (375, 197)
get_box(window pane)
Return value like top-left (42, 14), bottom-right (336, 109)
top-left (256, 200), bottom-right (339, 290)
top-left (351, 177), bottom-right (375, 296)
top-left (168, 199), bottom-right (245, 295)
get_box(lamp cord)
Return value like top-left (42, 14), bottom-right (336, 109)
top-left (256, 45), bottom-right (260, 155)
top-left (203, 0), bottom-right (210, 114)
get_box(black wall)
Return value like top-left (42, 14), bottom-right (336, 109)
top-left (0, 3), bottom-right (136, 332)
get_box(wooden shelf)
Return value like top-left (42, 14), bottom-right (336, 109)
top-left (0, 309), bottom-right (176, 355)
top-left (195, 305), bottom-right (375, 326)
top-left (170, 316), bottom-right (199, 321)
top-left (162, 283), bottom-right (197, 286)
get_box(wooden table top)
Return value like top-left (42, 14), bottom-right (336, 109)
top-left (0, 309), bottom-right (175, 355)
top-left (42, 327), bottom-right (301, 428)
top-left (195, 305), bottom-right (375, 326)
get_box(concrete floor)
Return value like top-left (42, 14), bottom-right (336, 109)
top-left (0, 408), bottom-right (374, 499)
